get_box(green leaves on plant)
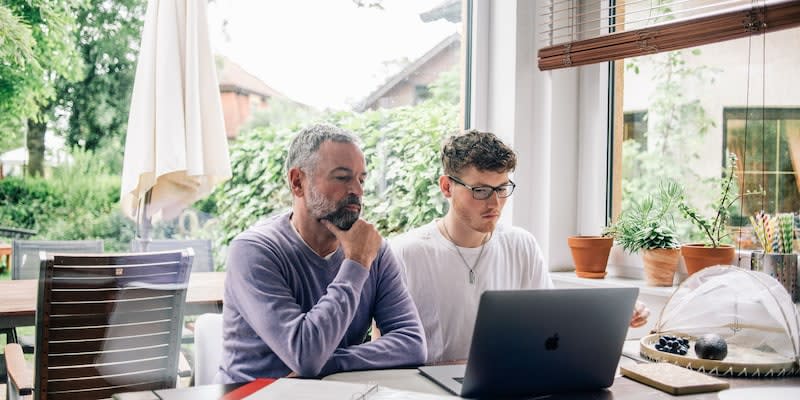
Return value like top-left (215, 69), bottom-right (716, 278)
top-left (678, 152), bottom-right (753, 248)
top-left (610, 180), bottom-right (682, 253)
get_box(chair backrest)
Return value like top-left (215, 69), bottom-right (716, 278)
top-left (193, 313), bottom-right (224, 386)
top-left (34, 250), bottom-right (194, 400)
top-left (12, 240), bottom-right (104, 280)
top-left (131, 239), bottom-right (214, 272)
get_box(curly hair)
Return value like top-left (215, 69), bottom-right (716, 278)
top-left (441, 129), bottom-right (517, 176)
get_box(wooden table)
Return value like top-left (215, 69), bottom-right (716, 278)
top-left (0, 271), bottom-right (225, 330)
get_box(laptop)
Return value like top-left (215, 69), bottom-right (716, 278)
top-left (418, 287), bottom-right (638, 398)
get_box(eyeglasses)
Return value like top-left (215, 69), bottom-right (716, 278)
top-left (447, 175), bottom-right (516, 200)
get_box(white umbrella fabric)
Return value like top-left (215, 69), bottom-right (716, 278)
top-left (121, 0), bottom-right (231, 239)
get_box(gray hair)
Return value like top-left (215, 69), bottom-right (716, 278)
top-left (285, 124), bottom-right (360, 176)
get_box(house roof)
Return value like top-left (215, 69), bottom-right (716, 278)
top-left (355, 33), bottom-right (460, 112)
top-left (216, 57), bottom-right (287, 99)
top-left (420, 0), bottom-right (461, 23)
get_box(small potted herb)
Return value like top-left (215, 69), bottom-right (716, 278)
top-left (610, 181), bottom-right (682, 286)
top-left (678, 153), bottom-right (744, 275)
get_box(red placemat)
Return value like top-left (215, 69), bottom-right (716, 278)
top-left (221, 378), bottom-right (277, 400)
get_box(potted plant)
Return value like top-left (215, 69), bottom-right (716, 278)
top-left (610, 181), bottom-right (683, 286)
top-left (567, 230), bottom-right (613, 279)
top-left (678, 153), bottom-right (743, 275)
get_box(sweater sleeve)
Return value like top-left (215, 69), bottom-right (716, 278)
top-left (320, 245), bottom-right (427, 374)
top-left (226, 237), bottom-right (369, 377)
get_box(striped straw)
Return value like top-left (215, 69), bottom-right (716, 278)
top-left (779, 213), bottom-right (794, 254)
top-left (768, 217), bottom-right (780, 253)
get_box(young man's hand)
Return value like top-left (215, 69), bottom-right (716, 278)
top-left (322, 218), bottom-right (382, 269)
top-left (629, 300), bottom-right (650, 328)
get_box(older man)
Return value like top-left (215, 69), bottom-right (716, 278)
top-left (217, 124), bottom-right (426, 382)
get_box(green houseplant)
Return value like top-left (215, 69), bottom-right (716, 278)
top-left (678, 153), bottom-right (742, 275)
top-left (609, 181), bottom-right (683, 286)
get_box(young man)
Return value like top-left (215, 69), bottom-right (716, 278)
top-left (391, 130), bottom-right (648, 363)
top-left (217, 124), bottom-right (425, 382)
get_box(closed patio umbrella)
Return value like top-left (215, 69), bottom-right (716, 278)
top-left (121, 0), bottom-right (231, 241)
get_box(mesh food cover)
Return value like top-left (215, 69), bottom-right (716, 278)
top-left (642, 266), bottom-right (800, 376)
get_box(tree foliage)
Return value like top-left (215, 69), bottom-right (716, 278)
top-left (57, 0), bottom-right (146, 151)
top-left (0, 0), bottom-right (82, 124)
top-left (0, 0), bottom-right (83, 163)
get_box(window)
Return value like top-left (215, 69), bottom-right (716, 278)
top-left (623, 111), bottom-right (647, 145)
top-left (414, 84), bottom-right (432, 104)
top-left (614, 26), bottom-right (800, 245)
top-left (724, 107), bottom-right (800, 243)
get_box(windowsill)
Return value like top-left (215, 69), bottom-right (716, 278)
top-left (550, 271), bottom-right (676, 300)
top-left (552, 270), bottom-right (800, 313)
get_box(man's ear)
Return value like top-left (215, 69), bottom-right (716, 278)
top-left (288, 168), bottom-right (305, 197)
top-left (439, 175), bottom-right (452, 198)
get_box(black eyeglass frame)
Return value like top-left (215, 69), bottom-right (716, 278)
top-left (447, 175), bottom-right (516, 200)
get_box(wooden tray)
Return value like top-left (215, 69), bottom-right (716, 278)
top-left (620, 363), bottom-right (729, 395)
top-left (639, 334), bottom-right (799, 377)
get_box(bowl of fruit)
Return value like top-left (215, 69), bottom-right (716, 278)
top-left (640, 332), bottom-right (798, 376)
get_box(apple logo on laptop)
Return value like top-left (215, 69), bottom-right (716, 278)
top-left (545, 333), bottom-right (559, 350)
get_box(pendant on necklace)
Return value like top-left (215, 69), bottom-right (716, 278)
top-left (469, 270), bottom-right (475, 284)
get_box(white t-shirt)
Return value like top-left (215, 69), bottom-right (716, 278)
top-left (390, 220), bottom-right (553, 363)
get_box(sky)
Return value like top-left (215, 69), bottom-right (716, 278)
top-left (206, 0), bottom-right (459, 110)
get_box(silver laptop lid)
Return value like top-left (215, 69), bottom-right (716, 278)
top-left (458, 287), bottom-right (639, 398)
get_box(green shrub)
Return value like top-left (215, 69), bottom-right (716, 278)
top-left (0, 177), bottom-right (64, 230)
top-left (0, 146), bottom-right (134, 251)
top-left (40, 149), bottom-right (132, 250)
top-left (44, 209), bottom-right (135, 251)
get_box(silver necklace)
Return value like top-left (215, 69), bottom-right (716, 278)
top-left (440, 219), bottom-right (490, 284)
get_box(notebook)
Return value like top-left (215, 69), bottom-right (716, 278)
top-left (418, 287), bottom-right (639, 398)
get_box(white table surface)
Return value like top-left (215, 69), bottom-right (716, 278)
top-left (322, 341), bottom-right (644, 398)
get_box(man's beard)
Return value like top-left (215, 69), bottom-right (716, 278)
top-left (307, 188), bottom-right (361, 231)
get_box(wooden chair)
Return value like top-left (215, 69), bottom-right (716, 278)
top-left (4, 250), bottom-right (194, 400)
top-left (131, 239), bottom-right (214, 348)
top-left (7, 240), bottom-right (105, 353)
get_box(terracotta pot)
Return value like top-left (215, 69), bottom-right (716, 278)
top-left (680, 243), bottom-right (736, 276)
top-left (641, 248), bottom-right (680, 286)
top-left (567, 236), bottom-right (613, 279)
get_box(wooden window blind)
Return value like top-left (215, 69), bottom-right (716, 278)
top-left (538, 0), bottom-right (800, 71)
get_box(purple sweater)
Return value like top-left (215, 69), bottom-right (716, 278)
top-left (216, 212), bottom-right (426, 382)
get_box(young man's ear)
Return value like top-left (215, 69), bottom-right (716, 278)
top-left (288, 168), bottom-right (306, 197)
top-left (439, 175), bottom-right (452, 198)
